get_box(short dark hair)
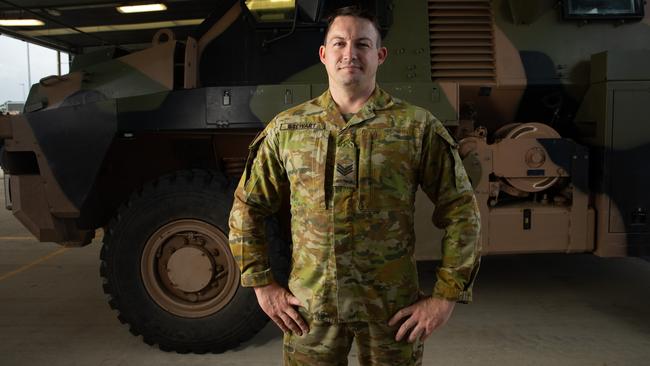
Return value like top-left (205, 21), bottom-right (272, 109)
top-left (323, 6), bottom-right (382, 48)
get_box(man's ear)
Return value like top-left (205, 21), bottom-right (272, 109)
top-left (377, 46), bottom-right (388, 66)
top-left (319, 45), bottom-right (326, 65)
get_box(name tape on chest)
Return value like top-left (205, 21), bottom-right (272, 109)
top-left (280, 122), bottom-right (325, 130)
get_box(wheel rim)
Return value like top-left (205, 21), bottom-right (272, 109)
top-left (141, 219), bottom-right (239, 318)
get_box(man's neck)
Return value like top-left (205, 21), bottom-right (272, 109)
top-left (329, 81), bottom-right (376, 114)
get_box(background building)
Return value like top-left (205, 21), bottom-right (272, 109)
top-left (0, 101), bottom-right (24, 115)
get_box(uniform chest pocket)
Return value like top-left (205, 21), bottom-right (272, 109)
top-left (281, 128), bottom-right (329, 210)
top-left (358, 128), bottom-right (419, 211)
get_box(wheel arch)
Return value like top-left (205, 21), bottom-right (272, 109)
top-left (78, 131), bottom-right (257, 232)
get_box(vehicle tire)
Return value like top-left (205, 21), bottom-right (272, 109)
top-left (100, 169), bottom-right (283, 353)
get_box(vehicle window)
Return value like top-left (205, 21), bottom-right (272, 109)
top-left (245, 0), bottom-right (296, 23)
top-left (564, 0), bottom-right (644, 19)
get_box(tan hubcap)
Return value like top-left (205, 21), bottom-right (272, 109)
top-left (141, 219), bottom-right (239, 318)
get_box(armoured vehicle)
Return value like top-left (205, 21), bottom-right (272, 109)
top-left (1, 0), bottom-right (649, 353)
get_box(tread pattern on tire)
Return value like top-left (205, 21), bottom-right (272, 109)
top-left (99, 169), bottom-right (271, 353)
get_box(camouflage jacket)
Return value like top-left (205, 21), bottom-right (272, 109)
top-left (229, 86), bottom-right (481, 323)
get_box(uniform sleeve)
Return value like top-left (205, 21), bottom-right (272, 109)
top-left (228, 121), bottom-right (286, 287)
top-left (419, 115), bottom-right (481, 303)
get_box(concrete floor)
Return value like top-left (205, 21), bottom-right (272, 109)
top-left (1, 186), bottom-right (650, 365)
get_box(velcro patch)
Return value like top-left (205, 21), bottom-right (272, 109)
top-left (333, 140), bottom-right (357, 188)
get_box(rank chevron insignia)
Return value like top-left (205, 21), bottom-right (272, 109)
top-left (336, 163), bottom-right (353, 176)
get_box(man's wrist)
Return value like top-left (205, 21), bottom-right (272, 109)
top-left (253, 282), bottom-right (275, 293)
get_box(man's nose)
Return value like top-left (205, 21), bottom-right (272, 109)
top-left (342, 43), bottom-right (357, 60)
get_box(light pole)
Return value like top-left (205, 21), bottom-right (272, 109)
top-left (26, 42), bottom-right (32, 88)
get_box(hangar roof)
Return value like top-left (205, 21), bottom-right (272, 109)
top-left (0, 0), bottom-right (219, 54)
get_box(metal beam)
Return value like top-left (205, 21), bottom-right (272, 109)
top-left (0, 27), bottom-right (76, 53)
top-left (0, 0), bottom-right (121, 49)
top-left (0, 0), bottom-right (191, 11)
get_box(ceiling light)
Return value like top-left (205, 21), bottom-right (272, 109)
top-left (0, 19), bottom-right (45, 26)
top-left (116, 3), bottom-right (167, 14)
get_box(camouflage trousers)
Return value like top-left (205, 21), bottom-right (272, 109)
top-left (283, 321), bottom-right (423, 366)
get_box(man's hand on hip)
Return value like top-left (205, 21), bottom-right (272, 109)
top-left (253, 282), bottom-right (309, 336)
top-left (388, 297), bottom-right (456, 343)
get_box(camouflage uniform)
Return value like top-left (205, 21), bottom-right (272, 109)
top-left (229, 86), bottom-right (481, 365)
top-left (283, 321), bottom-right (423, 366)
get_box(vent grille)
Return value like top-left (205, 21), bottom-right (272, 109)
top-left (428, 0), bottom-right (496, 84)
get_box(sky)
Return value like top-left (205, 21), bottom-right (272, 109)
top-left (0, 34), bottom-right (70, 103)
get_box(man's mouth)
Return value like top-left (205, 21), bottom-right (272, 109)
top-left (338, 64), bottom-right (362, 71)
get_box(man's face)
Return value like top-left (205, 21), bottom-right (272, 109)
top-left (319, 16), bottom-right (387, 89)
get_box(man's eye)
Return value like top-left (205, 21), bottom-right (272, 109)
top-left (334, 42), bottom-right (344, 47)
top-left (358, 43), bottom-right (370, 48)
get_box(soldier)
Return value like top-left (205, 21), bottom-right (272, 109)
top-left (229, 6), bottom-right (481, 366)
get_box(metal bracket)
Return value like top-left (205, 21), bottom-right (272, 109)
top-left (3, 173), bottom-right (12, 210)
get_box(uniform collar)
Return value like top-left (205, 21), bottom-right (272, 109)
top-left (310, 85), bottom-right (395, 128)
top-left (313, 85), bottom-right (394, 113)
